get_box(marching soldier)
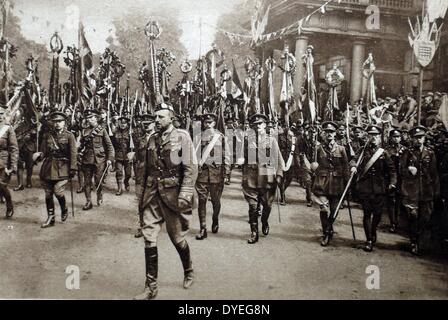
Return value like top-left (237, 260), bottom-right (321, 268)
top-left (112, 115), bottom-right (132, 195)
top-left (34, 112), bottom-right (77, 228)
top-left (385, 128), bottom-right (406, 233)
top-left (278, 122), bottom-right (295, 206)
top-left (79, 109), bottom-right (115, 211)
top-left (351, 125), bottom-right (366, 156)
top-left (354, 125), bottom-right (397, 252)
top-left (195, 113), bottom-right (230, 240)
top-left (14, 126), bottom-right (37, 190)
top-left (400, 125), bottom-right (440, 256)
top-left (311, 121), bottom-right (350, 247)
top-left (241, 114), bottom-right (284, 244)
top-left (0, 107), bottom-right (19, 218)
top-left (135, 104), bottom-right (197, 300)
top-left (294, 123), bottom-right (313, 207)
top-left (134, 114), bottom-right (156, 239)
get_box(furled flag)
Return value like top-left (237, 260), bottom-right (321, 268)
top-left (230, 59), bottom-right (243, 99)
top-left (78, 21), bottom-right (94, 104)
top-left (426, 0), bottom-right (448, 23)
top-left (0, 0), bottom-right (9, 39)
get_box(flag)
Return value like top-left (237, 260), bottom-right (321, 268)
top-left (426, 0), bottom-right (448, 22)
top-left (78, 21), bottom-right (94, 104)
top-left (251, 1), bottom-right (271, 45)
top-left (231, 60), bottom-right (243, 99)
top-left (0, 0), bottom-right (10, 39)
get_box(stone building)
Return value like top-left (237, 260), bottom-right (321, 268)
top-left (254, 0), bottom-right (447, 106)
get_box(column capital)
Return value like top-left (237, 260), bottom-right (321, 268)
top-left (295, 32), bottom-right (312, 41)
top-left (352, 37), bottom-right (371, 46)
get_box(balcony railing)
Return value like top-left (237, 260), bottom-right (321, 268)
top-left (340, 0), bottom-right (417, 9)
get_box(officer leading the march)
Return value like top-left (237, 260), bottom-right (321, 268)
top-left (34, 112), bottom-right (78, 228)
top-left (134, 103), bottom-right (198, 300)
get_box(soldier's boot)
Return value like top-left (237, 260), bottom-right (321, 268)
top-left (41, 197), bottom-right (56, 228)
top-left (280, 189), bottom-right (286, 206)
top-left (320, 212), bottom-right (333, 247)
top-left (13, 169), bottom-right (24, 191)
top-left (0, 195), bottom-right (4, 204)
top-left (83, 199), bottom-right (93, 211)
top-left (211, 213), bottom-right (219, 234)
top-left (97, 192), bottom-right (103, 206)
top-left (41, 210), bottom-right (56, 228)
top-left (116, 181), bottom-right (123, 196)
top-left (56, 195), bottom-right (68, 222)
top-left (247, 223), bottom-right (259, 244)
top-left (225, 174), bottom-right (231, 185)
top-left (175, 240), bottom-right (194, 289)
top-left (363, 240), bottom-right (374, 252)
top-left (26, 167), bottom-right (33, 189)
top-left (306, 187), bottom-right (313, 207)
top-left (195, 228), bottom-right (207, 240)
top-left (76, 171), bottom-right (85, 193)
top-left (134, 247), bottom-right (158, 300)
top-left (3, 187), bottom-right (14, 218)
top-left (410, 242), bottom-right (420, 256)
top-left (76, 186), bottom-right (85, 194)
top-left (261, 216), bottom-right (270, 236)
top-left (124, 178), bottom-right (130, 192)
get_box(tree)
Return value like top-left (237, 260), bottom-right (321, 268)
top-left (213, 0), bottom-right (255, 75)
top-left (4, 12), bottom-right (53, 90)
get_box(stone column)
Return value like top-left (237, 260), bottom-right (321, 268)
top-left (294, 35), bottom-right (309, 93)
top-left (350, 40), bottom-right (366, 104)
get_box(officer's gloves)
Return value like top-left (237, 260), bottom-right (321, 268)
top-left (350, 166), bottom-right (357, 175)
top-left (127, 152), bottom-right (136, 161)
top-left (310, 162), bottom-right (319, 171)
top-left (408, 166), bottom-right (417, 176)
top-left (32, 152), bottom-right (44, 163)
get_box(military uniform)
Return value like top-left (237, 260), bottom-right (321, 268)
top-left (355, 125), bottom-right (397, 251)
top-left (400, 125), bottom-right (440, 255)
top-left (278, 126), bottom-right (295, 205)
top-left (242, 114), bottom-right (284, 244)
top-left (135, 104), bottom-right (198, 300)
top-left (385, 129), bottom-right (406, 233)
top-left (195, 114), bottom-right (231, 240)
top-left (0, 117), bottom-right (19, 218)
top-left (294, 126), bottom-right (313, 207)
top-left (38, 112), bottom-right (78, 228)
top-left (311, 121), bottom-right (350, 246)
top-left (14, 127), bottom-right (37, 190)
top-left (79, 109), bottom-right (115, 210)
top-left (112, 117), bottom-right (132, 195)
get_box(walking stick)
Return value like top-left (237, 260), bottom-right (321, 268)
top-left (69, 178), bottom-right (75, 217)
top-left (96, 162), bottom-right (111, 193)
top-left (346, 198), bottom-right (356, 240)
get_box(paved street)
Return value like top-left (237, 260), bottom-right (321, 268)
top-left (0, 169), bottom-right (447, 300)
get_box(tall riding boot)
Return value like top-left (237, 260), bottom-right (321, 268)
top-left (196, 201), bottom-right (207, 240)
top-left (83, 185), bottom-right (93, 211)
top-left (363, 213), bottom-right (374, 252)
top-left (247, 223), bottom-right (259, 244)
top-left (26, 167), bottom-right (33, 188)
top-left (175, 241), bottom-right (194, 289)
top-left (13, 169), bottom-right (24, 191)
top-left (2, 186), bottom-right (14, 218)
top-left (280, 188), bottom-right (286, 206)
top-left (124, 178), bottom-right (130, 192)
top-left (211, 201), bottom-right (221, 234)
top-left (97, 189), bottom-right (103, 206)
top-left (116, 180), bottom-right (123, 196)
top-left (41, 197), bottom-right (56, 228)
top-left (306, 185), bottom-right (313, 207)
top-left (134, 247), bottom-right (158, 300)
top-left (56, 195), bottom-right (68, 222)
top-left (320, 211), bottom-right (331, 246)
